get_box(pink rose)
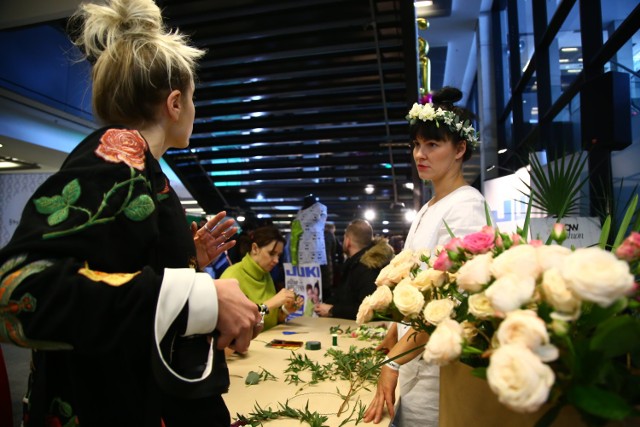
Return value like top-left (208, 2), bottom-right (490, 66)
top-left (462, 231), bottom-right (495, 254)
top-left (529, 239), bottom-right (544, 247)
top-left (481, 225), bottom-right (495, 235)
top-left (433, 250), bottom-right (453, 271)
top-left (511, 233), bottom-right (522, 246)
top-left (95, 129), bottom-right (148, 171)
top-left (444, 237), bottom-right (463, 252)
top-left (615, 232), bottom-right (640, 262)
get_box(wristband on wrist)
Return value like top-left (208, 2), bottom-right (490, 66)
top-left (383, 356), bottom-right (401, 371)
top-left (280, 304), bottom-right (290, 315)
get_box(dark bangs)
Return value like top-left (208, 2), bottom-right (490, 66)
top-left (409, 121), bottom-right (459, 143)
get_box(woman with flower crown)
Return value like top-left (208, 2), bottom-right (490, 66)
top-left (0, 0), bottom-right (262, 425)
top-left (363, 87), bottom-right (488, 426)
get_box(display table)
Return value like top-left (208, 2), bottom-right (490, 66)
top-left (223, 316), bottom-right (391, 426)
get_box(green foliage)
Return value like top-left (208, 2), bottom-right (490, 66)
top-left (235, 346), bottom-right (383, 426)
top-left (520, 150), bottom-right (589, 219)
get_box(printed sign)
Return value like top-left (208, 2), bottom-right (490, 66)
top-left (284, 263), bottom-right (322, 318)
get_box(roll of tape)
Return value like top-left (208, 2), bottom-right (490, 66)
top-left (305, 340), bottom-right (321, 350)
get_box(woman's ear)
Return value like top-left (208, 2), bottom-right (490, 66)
top-left (455, 140), bottom-right (467, 160)
top-left (250, 242), bottom-right (259, 255)
top-left (165, 89), bottom-right (183, 121)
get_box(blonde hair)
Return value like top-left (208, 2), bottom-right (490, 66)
top-left (70, 0), bottom-right (205, 125)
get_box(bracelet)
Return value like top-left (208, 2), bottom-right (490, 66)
top-left (257, 303), bottom-right (269, 315)
top-left (280, 304), bottom-right (290, 315)
top-left (383, 356), bottom-right (401, 371)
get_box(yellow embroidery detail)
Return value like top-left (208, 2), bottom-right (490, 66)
top-left (78, 264), bottom-right (141, 287)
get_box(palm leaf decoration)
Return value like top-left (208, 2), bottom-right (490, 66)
top-left (519, 151), bottom-right (589, 220)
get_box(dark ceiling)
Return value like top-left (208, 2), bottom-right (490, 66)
top-left (158, 0), bottom-right (427, 237)
top-left (0, 0), bottom-right (471, 240)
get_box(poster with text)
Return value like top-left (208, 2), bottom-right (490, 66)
top-left (283, 263), bottom-right (322, 318)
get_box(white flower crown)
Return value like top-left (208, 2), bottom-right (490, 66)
top-left (406, 102), bottom-right (480, 149)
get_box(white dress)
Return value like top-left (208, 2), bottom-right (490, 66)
top-left (393, 185), bottom-right (488, 427)
top-left (295, 202), bottom-right (328, 265)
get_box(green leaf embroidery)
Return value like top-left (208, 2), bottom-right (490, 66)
top-left (61, 179), bottom-right (81, 204)
top-left (48, 207), bottom-right (69, 226)
top-left (124, 194), bottom-right (155, 221)
top-left (34, 167), bottom-right (156, 240)
top-left (34, 194), bottom-right (66, 214)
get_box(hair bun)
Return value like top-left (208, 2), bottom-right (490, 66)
top-left (432, 86), bottom-right (463, 106)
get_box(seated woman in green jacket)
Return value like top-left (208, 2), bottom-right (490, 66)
top-left (221, 226), bottom-right (301, 330)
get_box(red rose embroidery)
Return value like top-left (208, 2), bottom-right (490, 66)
top-left (95, 129), bottom-right (148, 171)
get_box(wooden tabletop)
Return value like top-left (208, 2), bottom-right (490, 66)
top-left (223, 316), bottom-right (391, 426)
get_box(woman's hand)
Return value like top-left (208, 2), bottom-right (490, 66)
top-left (363, 365), bottom-right (399, 423)
top-left (192, 211), bottom-right (237, 269)
top-left (268, 288), bottom-right (297, 309)
top-left (212, 278), bottom-right (261, 353)
top-left (285, 294), bottom-right (303, 313)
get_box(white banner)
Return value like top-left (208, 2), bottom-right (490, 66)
top-left (283, 263), bottom-right (322, 318)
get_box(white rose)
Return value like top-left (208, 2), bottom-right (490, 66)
top-left (468, 292), bottom-right (496, 319)
top-left (496, 310), bottom-right (558, 362)
top-left (422, 318), bottom-right (463, 366)
top-left (393, 282), bottom-right (425, 318)
top-left (561, 247), bottom-right (635, 307)
top-left (541, 268), bottom-right (581, 316)
top-left (485, 273), bottom-right (535, 314)
top-left (368, 285), bottom-right (393, 311)
top-left (460, 320), bottom-right (478, 342)
top-left (375, 262), bottom-right (409, 286)
top-left (490, 244), bottom-right (542, 281)
top-left (456, 252), bottom-right (493, 293)
top-left (487, 344), bottom-right (555, 413)
top-left (422, 298), bottom-right (456, 325)
top-left (536, 245), bottom-right (571, 271)
top-left (390, 249), bottom-right (418, 267)
top-left (355, 296), bottom-right (374, 324)
top-left (413, 268), bottom-right (447, 291)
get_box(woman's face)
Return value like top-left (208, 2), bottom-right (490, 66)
top-left (251, 240), bottom-right (284, 272)
top-left (412, 135), bottom-right (465, 183)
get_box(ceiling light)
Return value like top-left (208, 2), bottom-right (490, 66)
top-left (236, 215), bottom-right (245, 222)
top-left (364, 209), bottom-right (376, 221)
top-left (382, 228), bottom-right (389, 234)
top-left (382, 220), bottom-right (389, 225)
top-left (180, 200), bottom-right (198, 205)
top-left (560, 47), bottom-right (579, 52)
top-left (404, 209), bottom-right (416, 222)
top-left (404, 182), bottom-right (414, 190)
top-left (414, 1), bottom-right (433, 7)
top-left (498, 148), bottom-right (508, 154)
top-left (365, 185), bottom-right (375, 194)
top-left (0, 156), bottom-right (39, 171)
top-left (0, 160), bottom-right (24, 169)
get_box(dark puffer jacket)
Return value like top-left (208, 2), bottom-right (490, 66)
top-left (327, 237), bottom-right (395, 320)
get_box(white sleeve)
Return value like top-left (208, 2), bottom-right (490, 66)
top-left (154, 268), bottom-right (219, 382)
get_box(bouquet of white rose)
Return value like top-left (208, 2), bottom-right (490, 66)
top-left (357, 200), bottom-right (640, 426)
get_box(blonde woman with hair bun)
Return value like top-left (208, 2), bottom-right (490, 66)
top-left (0, 0), bottom-right (261, 425)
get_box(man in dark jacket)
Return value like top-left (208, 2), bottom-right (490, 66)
top-left (314, 219), bottom-right (394, 320)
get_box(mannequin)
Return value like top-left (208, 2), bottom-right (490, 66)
top-left (289, 194), bottom-right (329, 299)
